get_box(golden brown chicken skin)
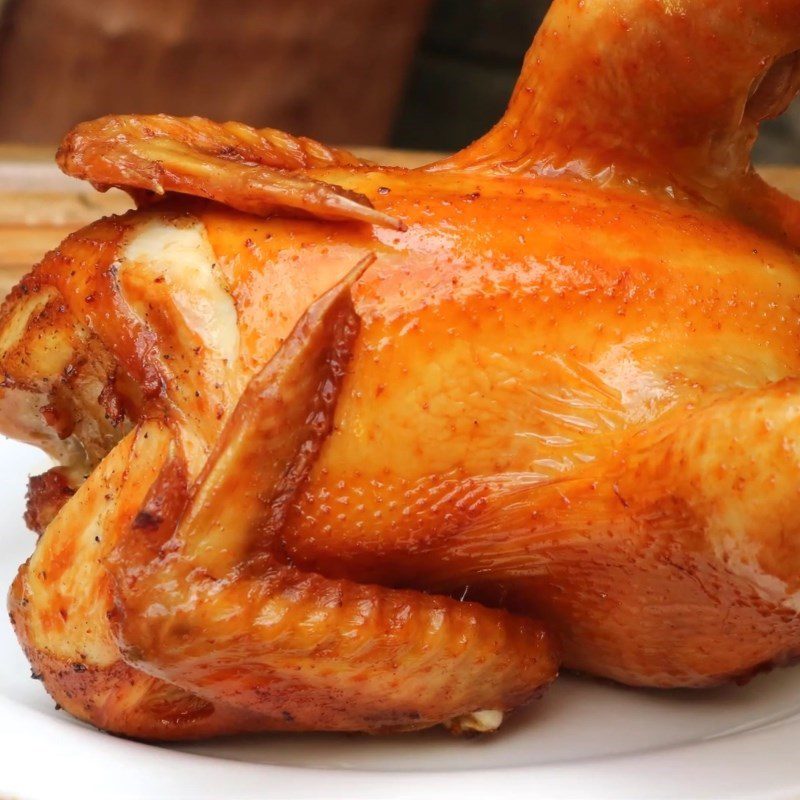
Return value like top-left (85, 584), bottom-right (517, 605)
top-left (4, 0), bottom-right (800, 739)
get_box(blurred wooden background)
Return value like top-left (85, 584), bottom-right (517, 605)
top-left (0, 0), bottom-right (431, 145)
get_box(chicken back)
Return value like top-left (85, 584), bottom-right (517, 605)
top-left (4, 0), bottom-right (800, 739)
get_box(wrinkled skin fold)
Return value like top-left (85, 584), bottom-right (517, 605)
top-left (5, 0), bottom-right (800, 739)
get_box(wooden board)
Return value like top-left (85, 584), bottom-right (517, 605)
top-left (2, 146), bottom-right (799, 299)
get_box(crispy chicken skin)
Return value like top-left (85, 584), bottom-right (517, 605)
top-left (5, 0), bottom-right (800, 739)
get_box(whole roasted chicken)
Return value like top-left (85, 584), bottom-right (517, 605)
top-left (4, 0), bottom-right (800, 740)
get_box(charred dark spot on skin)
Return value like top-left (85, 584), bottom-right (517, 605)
top-left (98, 371), bottom-right (127, 426)
top-left (40, 401), bottom-right (75, 440)
top-left (167, 621), bottom-right (197, 643)
top-left (25, 468), bottom-right (77, 536)
top-left (132, 510), bottom-right (164, 531)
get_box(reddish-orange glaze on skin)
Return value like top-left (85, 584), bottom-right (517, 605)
top-left (24, 467), bottom-right (78, 535)
top-left (4, 0), bottom-right (800, 739)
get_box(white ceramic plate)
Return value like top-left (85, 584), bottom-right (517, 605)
top-left (1, 435), bottom-right (799, 800)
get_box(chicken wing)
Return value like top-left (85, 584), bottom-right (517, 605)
top-left (58, 114), bottom-right (403, 229)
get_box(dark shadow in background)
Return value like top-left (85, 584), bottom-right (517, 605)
top-left (394, 0), bottom-right (547, 152)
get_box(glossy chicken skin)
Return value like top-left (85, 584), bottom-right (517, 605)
top-left (5, 0), bottom-right (800, 739)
